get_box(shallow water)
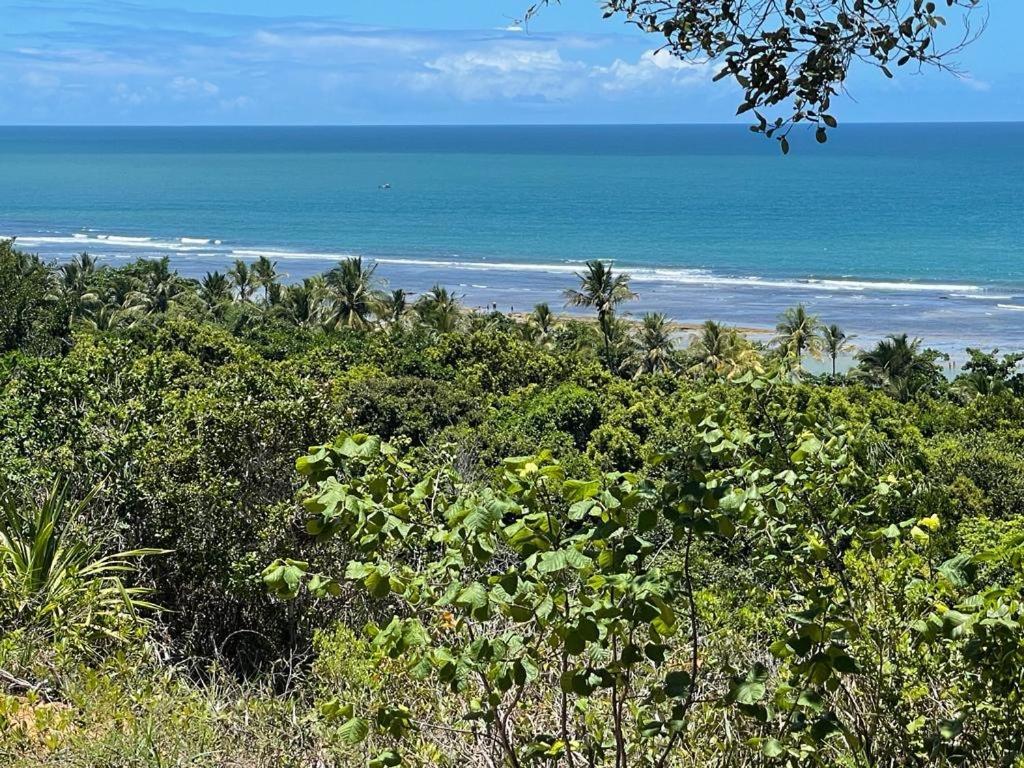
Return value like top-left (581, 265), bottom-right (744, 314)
top-left (2, 124), bottom-right (1022, 354)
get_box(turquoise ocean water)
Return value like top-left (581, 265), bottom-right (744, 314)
top-left (2, 124), bottom-right (1023, 352)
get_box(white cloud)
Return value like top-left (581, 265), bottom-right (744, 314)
top-left (412, 46), bottom-right (588, 101)
top-left (958, 75), bottom-right (991, 92)
top-left (597, 49), bottom-right (712, 92)
top-left (412, 46), bottom-right (712, 103)
top-left (252, 29), bottom-right (432, 56)
top-left (169, 76), bottom-right (220, 98)
top-left (112, 82), bottom-right (159, 106)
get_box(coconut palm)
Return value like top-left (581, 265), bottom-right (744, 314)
top-left (199, 271), bottom-right (233, 313)
top-left (633, 313), bottom-right (676, 377)
top-left (530, 303), bottom-right (555, 336)
top-left (564, 260), bottom-right (637, 322)
top-left (689, 320), bottom-right (759, 377)
top-left (600, 315), bottom-right (637, 376)
top-left (377, 289), bottom-right (410, 328)
top-left (130, 257), bottom-right (186, 314)
top-left (56, 253), bottom-right (100, 320)
top-left (822, 324), bottom-right (855, 377)
top-left (854, 333), bottom-right (945, 399)
top-left (564, 260), bottom-right (637, 364)
top-left (324, 256), bottom-right (384, 329)
top-left (78, 300), bottom-right (142, 332)
top-left (0, 480), bottom-right (164, 646)
top-left (58, 252), bottom-right (98, 292)
top-left (228, 259), bottom-right (257, 303)
top-left (58, 252), bottom-right (97, 290)
top-left (251, 255), bottom-right (280, 306)
top-left (774, 304), bottom-right (822, 370)
top-left (279, 278), bottom-right (327, 328)
top-left (416, 285), bottom-right (462, 333)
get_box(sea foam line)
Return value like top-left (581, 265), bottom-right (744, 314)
top-left (373, 257), bottom-right (980, 294)
top-left (2, 231), bottom-right (988, 295)
top-left (10, 233), bottom-right (223, 252)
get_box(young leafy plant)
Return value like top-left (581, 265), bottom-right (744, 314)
top-left (0, 479), bottom-right (165, 649)
top-left (265, 433), bottom-right (701, 767)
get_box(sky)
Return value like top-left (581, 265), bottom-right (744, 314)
top-left (0, 0), bottom-right (1020, 125)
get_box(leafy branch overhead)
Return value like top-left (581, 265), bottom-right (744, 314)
top-left (530, 0), bottom-right (986, 151)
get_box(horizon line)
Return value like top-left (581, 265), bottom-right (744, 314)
top-left (1, 120), bottom-right (1022, 129)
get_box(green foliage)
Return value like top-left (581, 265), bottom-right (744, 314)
top-left (4, 249), bottom-right (1024, 767)
top-left (267, 366), bottom-right (1024, 766)
top-left (0, 480), bottom-right (163, 651)
top-left (0, 240), bottom-right (70, 355)
top-left (855, 334), bottom-right (948, 400)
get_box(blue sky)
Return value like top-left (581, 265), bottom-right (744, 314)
top-left (1, 0), bottom-right (1019, 125)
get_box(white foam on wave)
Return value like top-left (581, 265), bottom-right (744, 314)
top-left (953, 293), bottom-right (1014, 301)
top-left (104, 235), bottom-right (153, 245)
top-left (6, 233), bottom-right (225, 254)
top-left (1, 229), bottom-right (997, 298)
top-left (997, 304), bottom-right (1024, 311)
top-left (231, 248), bottom-right (359, 261)
top-left (373, 257), bottom-right (981, 294)
top-left (375, 256), bottom-right (585, 275)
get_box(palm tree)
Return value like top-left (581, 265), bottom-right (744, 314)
top-left (228, 259), bottom-right (256, 303)
top-left (416, 285), bottom-right (462, 333)
top-left (633, 313), bottom-right (676, 377)
top-left (564, 260), bottom-right (637, 364)
top-left (56, 253), bottom-right (100, 321)
top-left (530, 303), bottom-right (555, 338)
top-left (774, 304), bottom-right (822, 371)
top-left (324, 256), bottom-right (384, 329)
top-left (855, 333), bottom-right (945, 399)
top-left (280, 278), bottom-right (326, 328)
top-left (822, 324), bottom-right (855, 377)
top-left (251, 255), bottom-right (280, 306)
top-left (199, 271), bottom-right (233, 313)
top-left (131, 257), bottom-right (185, 314)
top-left (78, 301), bottom-right (141, 332)
top-left (689, 320), bottom-right (759, 377)
top-left (79, 275), bottom-right (147, 332)
top-left (377, 289), bottom-right (410, 328)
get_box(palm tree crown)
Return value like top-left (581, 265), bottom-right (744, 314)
top-left (564, 260), bottom-right (636, 366)
top-left (324, 256), bottom-right (384, 329)
top-left (251, 256), bottom-right (280, 306)
top-left (199, 271), bottom-right (232, 309)
top-left (228, 260), bottom-right (256, 303)
top-left (416, 285), bottom-right (462, 333)
top-left (774, 304), bottom-right (822, 369)
top-left (564, 260), bottom-right (637, 323)
top-left (530, 303), bottom-right (555, 335)
top-left (379, 289), bottom-right (409, 327)
top-left (822, 323), bottom-right (855, 377)
top-left (634, 313), bottom-right (676, 376)
top-left (855, 333), bottom-right (944, 398)
top-left (689, 320), bottom-right (759, 377)
top-left (132, 257), bottom-right (185, 314)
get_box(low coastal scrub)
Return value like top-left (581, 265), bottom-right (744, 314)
top-left (2, 241), bottom-right (1023, 766)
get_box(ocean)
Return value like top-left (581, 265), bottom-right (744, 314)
top-left (2, 123), bottom-right (1023, 354)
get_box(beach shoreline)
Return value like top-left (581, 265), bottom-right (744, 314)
top-left (7, 227), bottom-right (1015, 365)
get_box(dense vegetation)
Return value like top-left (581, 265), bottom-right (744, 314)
top-left (2, 239), bottom-right (1022, 767)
